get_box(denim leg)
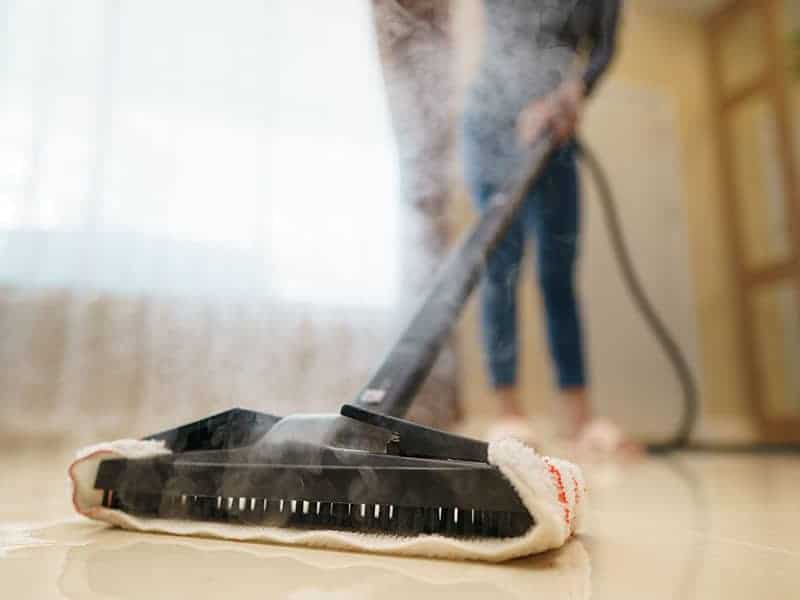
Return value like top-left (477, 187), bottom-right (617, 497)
top-left (473, 183), bottom-right (525, 388)
top-left (525, 143), bottom-right (586, 389)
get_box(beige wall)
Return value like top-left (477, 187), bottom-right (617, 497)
top-left (451, 2), bottom-right (749, 432)
top-left (606, 6), bottom-right (746, 420)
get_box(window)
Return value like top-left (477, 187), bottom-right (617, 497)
top-left (0, 0), bottom-right (401, 307)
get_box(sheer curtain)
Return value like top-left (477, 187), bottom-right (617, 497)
top-left (0, 0), bottom-right (405, 444)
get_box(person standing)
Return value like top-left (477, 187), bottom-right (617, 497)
top-left (462, 0), bottom-right (622, 446)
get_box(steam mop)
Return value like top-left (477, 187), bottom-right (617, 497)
top-left (69, 134), bottom-right (588, 562)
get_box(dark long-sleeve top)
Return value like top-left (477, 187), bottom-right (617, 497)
top-left (582, 0), bottom-right (621, 94)
top-left (462, 0), bottom-right (622, 188)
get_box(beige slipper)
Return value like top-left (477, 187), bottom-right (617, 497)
top-left (573, 418), bottom-right (643, 458)
top-left (486, 417), bottom-right (540, 449)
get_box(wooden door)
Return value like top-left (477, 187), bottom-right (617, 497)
top-left (708, 0), bottom-right (800, 441)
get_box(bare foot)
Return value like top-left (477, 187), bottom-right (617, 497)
top-left (485, 386), bottom-right (540, 448)
top-left (493, 386), bottom-right (526, 419)
top-left (559, 388), bottom-right (591, 439)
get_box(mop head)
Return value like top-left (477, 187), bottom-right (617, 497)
top-left (69, 436), bottom-right (585, 563)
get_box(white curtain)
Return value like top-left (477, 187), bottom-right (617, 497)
top-left (0, 0), bottom-right (405, 445)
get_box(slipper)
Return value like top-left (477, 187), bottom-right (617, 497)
top-left (486, 417), bottom-right (540, 449)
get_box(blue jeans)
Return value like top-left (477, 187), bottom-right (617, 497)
top-left (470, 142), bottom-right (586, 390)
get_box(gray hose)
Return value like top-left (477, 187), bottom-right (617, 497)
top-left (576, 138), bottom-right (698, 452)
top-left (577, 138), bottom-right (800, 454)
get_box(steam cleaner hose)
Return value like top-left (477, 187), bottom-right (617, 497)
top-left (575, 139), bottom-right (800, 454)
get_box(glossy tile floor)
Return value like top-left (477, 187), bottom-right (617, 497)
top-left (3, 446), bottom-right (799, 599)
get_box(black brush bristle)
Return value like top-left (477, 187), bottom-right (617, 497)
top-left (101, 489), bottom-right (533, 540)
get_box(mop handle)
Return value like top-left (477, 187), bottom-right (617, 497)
top-left (354, 134), bottom-right (555, 418)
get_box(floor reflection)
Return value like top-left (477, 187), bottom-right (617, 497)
top-left (49, 524), bottom-right (590, 600)
top-left (5, 451), bottom-right (799, 599)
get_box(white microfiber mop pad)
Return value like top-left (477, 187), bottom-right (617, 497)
top-left (68, 437), bottom-right (585, 562)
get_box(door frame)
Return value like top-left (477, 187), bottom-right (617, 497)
top-left (707, 0), bottom-right (800, 441)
